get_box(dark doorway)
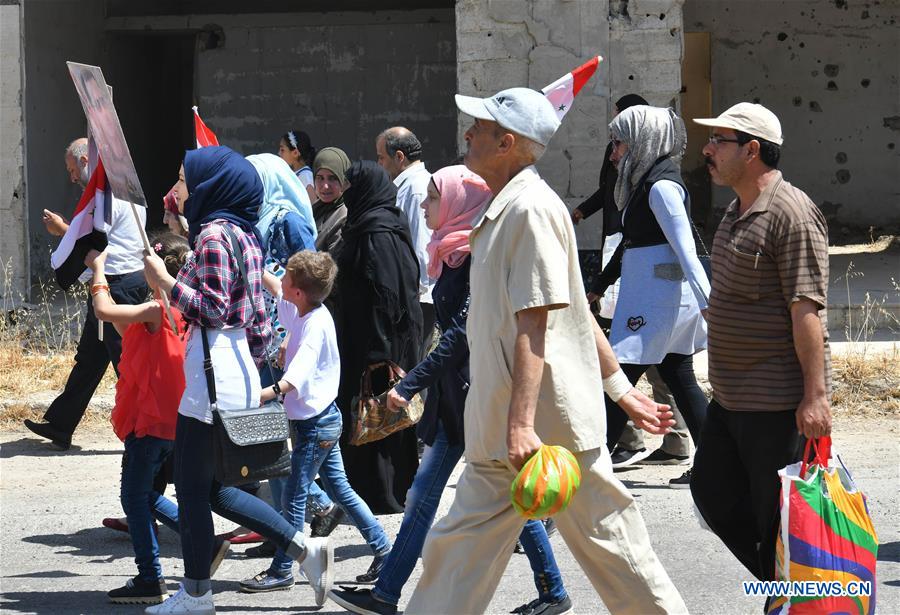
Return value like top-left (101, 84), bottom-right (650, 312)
top-left (104, 33), bottom-right (195, 231)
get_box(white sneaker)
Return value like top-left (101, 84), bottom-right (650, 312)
top-left (300, 536), bottom-right (334, 606)
top-left (144, 585), bottom-right (215, 614)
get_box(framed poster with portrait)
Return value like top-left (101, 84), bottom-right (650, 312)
top-left (67, 61), bottom-right (145, 207)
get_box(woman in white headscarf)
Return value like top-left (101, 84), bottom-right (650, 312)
top-left (604, 105), bottom-right (710, 488)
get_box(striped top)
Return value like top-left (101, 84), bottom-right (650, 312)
top-left (707, 171), bottom-right (831, 412)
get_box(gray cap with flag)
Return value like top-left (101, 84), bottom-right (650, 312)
top-left (455, 87), bottom-right (561, 146)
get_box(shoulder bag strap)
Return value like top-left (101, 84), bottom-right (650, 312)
top-left (200, 326), bottom-right (218, 410)
top-left (221, 225), bottom-right (253, 303)
top-left (688, 216), bottom-right (711, 257)
top-left (221, 223), bottom-right (279, 388)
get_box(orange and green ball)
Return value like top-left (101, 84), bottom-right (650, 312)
top-left (510, 444), bottom-right (582, 519)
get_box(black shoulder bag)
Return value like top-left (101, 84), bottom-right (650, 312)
top-left (201, 226), bottom-right (291, 487)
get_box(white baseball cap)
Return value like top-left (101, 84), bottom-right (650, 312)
top-left (693, 102), bottom-right (784, 145)
top-left (455, 87), bottom-right (561, 146)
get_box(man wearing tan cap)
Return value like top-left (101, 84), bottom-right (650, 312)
top-left (396, 87), bottom-right (687, 614)
top-left (689, 103), bottom-right (832, 589)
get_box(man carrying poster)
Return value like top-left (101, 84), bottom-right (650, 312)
top-left (24, 64), bottom-right (148, 450)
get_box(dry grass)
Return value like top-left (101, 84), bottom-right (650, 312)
top-left (1, 258), bottom-right (116, 430)
top-left (0, 340), bottom-right (115, 430)
top-left (831, 349), bottom-right (900, 417)
top-left (0, 340), bottom-right (78, 396)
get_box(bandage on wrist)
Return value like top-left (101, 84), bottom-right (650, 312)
top-left (602, 369), bottom-right (632, 402)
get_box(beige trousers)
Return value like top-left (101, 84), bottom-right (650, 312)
top-left (405, 447), bottom-right (687, 614)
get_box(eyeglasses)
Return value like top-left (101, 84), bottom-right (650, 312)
top-left (708, 135), bottom-right (744, 146)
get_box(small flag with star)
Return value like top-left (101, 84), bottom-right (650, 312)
top-left (541, 56), bottom-right (603, 121)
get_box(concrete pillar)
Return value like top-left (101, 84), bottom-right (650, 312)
top-left (0, 1), bottom-right (27, 302)
top-left (455, 0), bottom-right (685, 249)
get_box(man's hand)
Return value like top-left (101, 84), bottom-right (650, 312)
top-left (618, 388), bottom-right (675, 435)
top-left (386, 387), bottom-right (409, 412)
top-left (571, 208), bottom-right (584, 226)
top-left (586, 291), bottom-right (601, 305)
top-left (795, 393), bottom-right (831, 438)
top-left (507, 424), bottom-right (543, 471)
top-left (42, 209), bottom-right (68, 236)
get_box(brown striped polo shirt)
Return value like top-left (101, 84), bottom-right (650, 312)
top-left (707, 171), bottom-right (831, 412)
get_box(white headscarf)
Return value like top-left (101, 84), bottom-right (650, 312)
top-left (245, 153), bottom-right (316, 243)
top-left (609, 106), bottom-right (687, 210)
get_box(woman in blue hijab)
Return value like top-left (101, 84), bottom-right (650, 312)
top-left (144, 145), bottom-right (334, 613)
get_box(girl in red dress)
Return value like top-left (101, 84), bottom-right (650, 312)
top-left (85, 232), bottom-right (225, 605)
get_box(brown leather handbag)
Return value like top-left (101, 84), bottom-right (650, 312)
top-left (349, 361), bottom-right (424, 446)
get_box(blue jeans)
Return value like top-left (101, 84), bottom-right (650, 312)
top-left (121, 434), bottom-right (180, 583)
top-left (519, 518), bottom-right (567, 603)
top-left (260, 365), bottom-right (333, 518)
top-left (270, 403), bottom-right (391, 576)
top-left (174, 414), bottom-right (303, 581)
top-left (373, 421), bottom-right (567, 606)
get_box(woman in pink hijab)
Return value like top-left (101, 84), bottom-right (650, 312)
top-left (331, 166), bottom-right (572, 615)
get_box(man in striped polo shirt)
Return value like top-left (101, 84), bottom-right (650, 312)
top-left (688, 103), bottom-right (832, 585)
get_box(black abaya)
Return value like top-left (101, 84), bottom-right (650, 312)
top-left (333, 161), bottom-right (423, 514)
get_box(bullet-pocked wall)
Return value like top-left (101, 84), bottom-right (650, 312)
top-left (192, 10), bottom-right (458, 168)
top-left (456, 0), bottom-right (687, 250)
top-left (1, 2), bottom-right (26, 300)
top-left (684, 0), bottom-right (900, 231)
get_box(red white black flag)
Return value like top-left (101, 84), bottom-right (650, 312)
top-left (50, 158), bottom-right (111, 290)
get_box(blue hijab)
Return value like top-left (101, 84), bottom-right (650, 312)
top-left (184, 146), bottom-right (264, 247)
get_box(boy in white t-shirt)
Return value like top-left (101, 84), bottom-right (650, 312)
top-left (241, 251), bottom-right (391, 600)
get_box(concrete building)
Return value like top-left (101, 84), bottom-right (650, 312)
top-left (1, 0), bottom-right (897, 301)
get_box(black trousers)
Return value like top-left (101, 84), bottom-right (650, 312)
top-left (690, 399), bottom-right (805, 581)
top-left (43, 270), bottom-right (149, 435)
top-left (604, 352), bottom-right (708, 451)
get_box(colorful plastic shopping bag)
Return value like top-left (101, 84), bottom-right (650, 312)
top-left (510, 444), bottom-right (581, 519)
top-left (767, 437), bottom-right (879, 615)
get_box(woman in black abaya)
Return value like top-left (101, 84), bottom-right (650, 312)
top-left (333, 160), bottom-right (422, 514)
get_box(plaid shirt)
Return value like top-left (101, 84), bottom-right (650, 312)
top-left (171, 220), bottom-right (272, 362)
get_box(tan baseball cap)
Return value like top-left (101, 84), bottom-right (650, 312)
top-left (693, 102), bottom-right (783, 145)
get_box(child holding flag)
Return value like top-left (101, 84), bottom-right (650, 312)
top-left (85, 233), bottom-right (229, 605)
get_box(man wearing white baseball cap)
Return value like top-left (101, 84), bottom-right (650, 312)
top-left (403, 86), bottom-right (687, 614)
top-left (689, 103), bottom-right (832, 596)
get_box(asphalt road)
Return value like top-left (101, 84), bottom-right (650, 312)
top-left (1, 416), bottom-right (897, 615)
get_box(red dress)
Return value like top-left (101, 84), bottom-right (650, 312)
top-left (111, 301), bottom-right (187, 442)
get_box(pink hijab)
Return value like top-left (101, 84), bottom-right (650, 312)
top-left (426, 165), bottom-right (492, 279)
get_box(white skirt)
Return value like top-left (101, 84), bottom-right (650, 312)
top-left (610, 243), bottom-right (707, 365)
top-left (178, 327), bottom-right (261, 425)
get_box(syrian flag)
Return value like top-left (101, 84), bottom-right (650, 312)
top-left (194, 106), bottom-right (219, 148)
top-left (541, 56), bottom-right (603, 121)
top-left (50, 158), bottom-right (110, 290)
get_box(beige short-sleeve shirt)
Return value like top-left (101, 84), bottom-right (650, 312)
top-left (464, 166), bottom-right (606, 463)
